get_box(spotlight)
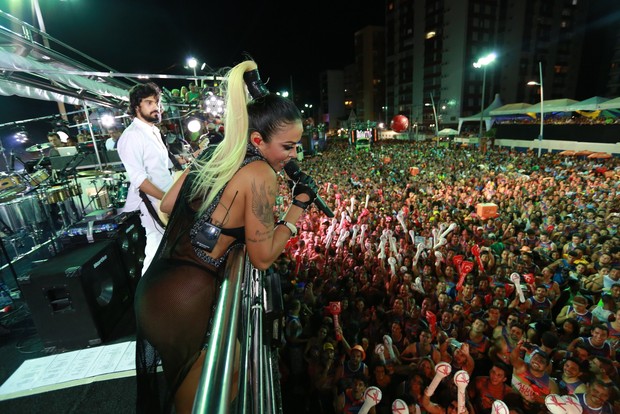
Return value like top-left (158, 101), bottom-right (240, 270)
top-left (100, 114), bottom-right (116, 128)
top-left (187, 119), bottom-right (202, 133)
top-left (14, 127), bottom-right (29, 143)
top-left (204, 95), bottom-right (225, 116)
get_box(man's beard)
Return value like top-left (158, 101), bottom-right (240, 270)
top-left (141, 108), bottom-right (161, 123)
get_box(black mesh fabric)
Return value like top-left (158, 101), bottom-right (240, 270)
top-left (134, 146), bottom-right (264, 413)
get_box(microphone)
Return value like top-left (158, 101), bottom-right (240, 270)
top-left (9, 151), bottom-right (15, 171)
top-left (284, 160), bottom-right (334, 218)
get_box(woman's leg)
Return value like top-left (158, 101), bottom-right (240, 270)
top-left (174, 343), bottom-right (240, 414)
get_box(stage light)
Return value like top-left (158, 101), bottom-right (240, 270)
top-left (187, 57), bottom-right (198, 86)
top-left (187, 119), bottom-right (202, 133)
top-left (14, 127), bottom-right (29, 143)
top-left (100, 114), bottom-right (116, 128)
top-left (204, 94), bottom-right (225, 116)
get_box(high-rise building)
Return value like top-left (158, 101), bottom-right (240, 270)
top-left (383, 0), bottom-right (608, 134)
top-left (319, 26), bottom-right (385, 131)
top-left (319, 0), bottom-right (618, 134)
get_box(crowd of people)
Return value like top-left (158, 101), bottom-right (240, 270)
top-left (271, 140), bottom-right (620, 414)
top-left (108, 64), bottom-right (620, 413)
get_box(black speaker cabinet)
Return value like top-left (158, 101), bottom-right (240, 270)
top-left (18, 240), bottom-right (132, 351)
top-left (115, 211), bottom-right (146, 294)
top-left (58, 211), bottom-right (146, 295)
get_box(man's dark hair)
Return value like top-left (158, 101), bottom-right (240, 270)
top-left (541, 331), bottom-right (559, 349)
top-left (128, 82), bottom-right (161, 116)
top-left (492, 361), bottom-right (512, 377)
top-left (591, 323), bottom-right (609, 335)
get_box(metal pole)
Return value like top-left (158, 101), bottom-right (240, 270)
top-left (192, 245), bottom-right (246, 414)
top-left (82, 101), bottom-right (103, 170)
top-left (479, 66), bottom-right (487, 139)
top-left (538, 61), bottom-right (543, 158)
top-left (32, 0), bottom-right (68, 122)
top-left (430, 92), bottom-right (439, 145)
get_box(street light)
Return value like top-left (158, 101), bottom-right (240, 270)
top-left (473, 52), bottom-right (497, 139)
top-left (527, 61), bottom-right (544, 157)
top-left (187, 57), bottom-right (198, 85)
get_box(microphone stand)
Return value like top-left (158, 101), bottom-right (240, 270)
top-left (58, 152), bottom-right (88, 216)
top-left (0, 236), bottom-right (19, 290)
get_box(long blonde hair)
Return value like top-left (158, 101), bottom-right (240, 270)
top-left (190, 60), bottom-right (257, 214)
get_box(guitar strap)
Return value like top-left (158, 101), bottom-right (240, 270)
top-left (138, 145), bottom-right (183, 229)
top-left (167, 150), bottom-right (183, 170)
top-left (139, 190), bottom-right (167, 229)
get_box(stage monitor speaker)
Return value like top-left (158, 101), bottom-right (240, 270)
top-left (114, 211), bottom-right (146, 294)
top-left (58, 211), bottom-right (146, 294)
top-left (18, 240), bottom-right (132, 351)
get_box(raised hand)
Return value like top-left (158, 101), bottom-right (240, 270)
top-left (510, 272), bottom-right (525, 303)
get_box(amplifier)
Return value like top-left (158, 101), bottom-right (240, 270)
top-left (59, 211), bottom-right (146, 293)
top-left (59, 211), bottom-right (137, 246)
top-left (18, 240), bottom-right (131, 351)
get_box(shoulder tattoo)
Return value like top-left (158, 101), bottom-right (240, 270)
top-left (251, 179), bottom-right (275, 228)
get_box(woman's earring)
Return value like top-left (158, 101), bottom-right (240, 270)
top-left (253, 137), bottom-right (261, 146)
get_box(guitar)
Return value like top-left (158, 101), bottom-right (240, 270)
top-left (156, 169), bottom-right (186, 227)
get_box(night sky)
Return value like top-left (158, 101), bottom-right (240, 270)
top-left (0, 0), bottom-right (385, 126)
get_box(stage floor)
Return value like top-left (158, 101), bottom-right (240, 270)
top-left (0, 211), bottom-right (142, 410)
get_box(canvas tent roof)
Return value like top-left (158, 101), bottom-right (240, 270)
top-left (489, 103), bottom-right (532, 116)
top-left (438, 128), bottom-right (459, 136)
top-left (523, 98), bottom-right (579, 114)
top-left (597, 96), bottom-right (620, 110)
top-left (0, 10), bottom-right (135, 109)
top-left (567, 96), bottom-right (610, 111)
top-left (458, 93), bottom-right (503, 133)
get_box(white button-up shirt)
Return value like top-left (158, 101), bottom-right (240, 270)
top-left (117, 117), bottom-right (173, 211)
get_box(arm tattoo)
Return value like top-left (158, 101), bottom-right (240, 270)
top-left (247, 229), bottom-right (272, 244)
top-left (251, 179), bottom-right (275, 228)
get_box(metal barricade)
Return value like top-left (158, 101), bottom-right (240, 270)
top-left (192, 244), bottom-right (283, 414)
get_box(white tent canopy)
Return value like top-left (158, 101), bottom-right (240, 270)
top-left (458, 93), bottom-right (503, 134)
top-left (523, 98), bottom-right (578, 114)
top-left (0, 10), bottom-right (135, 109)
top-left (489, 102), bottom-right (534, 116)
top-left (0, 50), bottom-right (129, 103)
top-left (0, 77), bottom-right (84, 105)
top-left (597, 96), bottom-right (620, 110)
top-left (567, 96), bottom-right (610, 111)
top-left (438, 128), bottom-right (459, 136)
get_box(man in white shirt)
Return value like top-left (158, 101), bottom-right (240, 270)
top-left (117, 82), bottom-right (174, 275)
top-left (105, 127), bottom-right (123, 151)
